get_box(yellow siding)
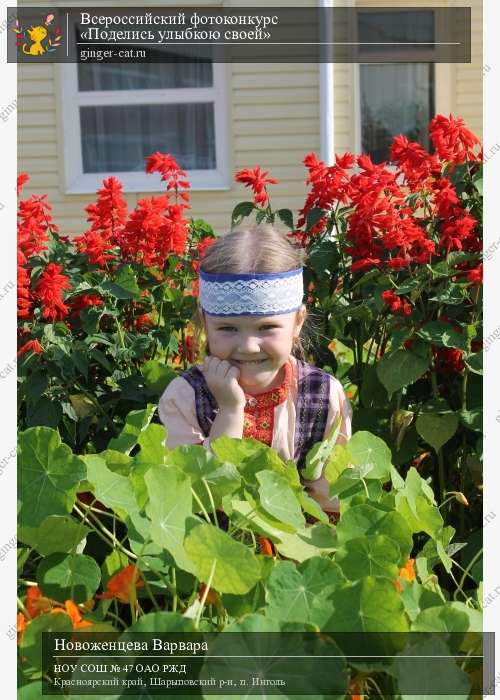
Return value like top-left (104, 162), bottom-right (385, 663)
top-left (18, 0), bottom-right (482, 237)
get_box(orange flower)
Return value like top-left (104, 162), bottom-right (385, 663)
top-left (258, 537), bottom-right (274, 557)
top-left (62, 600), bottom-right (93, 629)
top-left (394, 558), bottom-right (416, 592)
top-left (26, 585), bottom-right (52, 618)
top-left (17, 612), bottom-right (27, 645)
top-left (97, 564), bottom-right (144, 604)
top-left (198, 583), bottom-right (219, 606)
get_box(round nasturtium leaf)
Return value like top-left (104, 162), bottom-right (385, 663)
top-left (184, 522), bottom-right (261, 595)
top-left (335, 504), bottom-right (412, 566)
top-left (265, 558), bottom-right (344, 626)
top-left (36, 553), bottom-right (101, 604)
top-left (326, 576), bottom-right (409, 633)
top-left (124, 612), bottom-right (196, 634)
top-left (336, 534), bottom-right (401, 581)
top-left (346, 431), bottom-right (393, 479)
top-left (18, 427), bottom-right (87, 528)
top-left (18, 515), bottom-right (91, 556)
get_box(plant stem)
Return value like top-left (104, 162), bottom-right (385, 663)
top-left (195, 559), bottom-right (217, 629)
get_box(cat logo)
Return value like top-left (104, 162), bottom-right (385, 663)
top-left (13, 13), bottom-right (62, 56)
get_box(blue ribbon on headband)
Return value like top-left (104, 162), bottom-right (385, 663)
top-left (199, 268), bottom-right (304, 316)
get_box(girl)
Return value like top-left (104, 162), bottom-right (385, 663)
top-left (158, 224), bottom-right (352, 516)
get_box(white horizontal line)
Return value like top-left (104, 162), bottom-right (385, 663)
top-left (55, 654), bottom-right (483, 659)
top-left (75, 41), bottom-right (461, 46)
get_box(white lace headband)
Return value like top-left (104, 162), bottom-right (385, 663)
top-left (199, 268), bottom-right (304, 316)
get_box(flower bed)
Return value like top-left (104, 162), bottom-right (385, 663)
top-left (17, 115), bottom-right (483, 698)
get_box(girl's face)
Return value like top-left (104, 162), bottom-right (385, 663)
top-left (202, 306), bottom-right (306, 393)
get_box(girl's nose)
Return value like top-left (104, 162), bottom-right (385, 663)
top-left (237, 334), bottom-right (261, 353)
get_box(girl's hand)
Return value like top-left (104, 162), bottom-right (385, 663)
top-left (201, 356), bottom-right (246, 409)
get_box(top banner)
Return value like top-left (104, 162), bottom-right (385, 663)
top-left (8, 6), bottom-right (471, 63)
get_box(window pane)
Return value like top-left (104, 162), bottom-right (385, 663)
top-left (78, 60), bottom-right (213, 90)
top-left (80, 103), bottom-right (216, 172)
top-left (360, 64), bottom-right (434, 163)
top-left (358, 10), bottom-right (434, 51)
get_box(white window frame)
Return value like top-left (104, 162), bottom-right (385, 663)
top-left (352, 8), bottom-right (450, 159)
top-left (59, 61), bottom-right (230, 194)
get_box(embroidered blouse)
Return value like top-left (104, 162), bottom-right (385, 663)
top-left (158, 355), bottom-right (352, 513)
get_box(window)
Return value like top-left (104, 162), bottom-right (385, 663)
top-left (60, 49), bottom-right (229, 193)
top-left (355, 10), bottom-right (436, 164)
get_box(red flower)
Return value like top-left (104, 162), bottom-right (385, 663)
top-left (17, 173), bottom-right (30, 197)
top-left (17, 251), bottom-right (32, 319)
top-left (121, 196), bottom-right (189, 267)
top-left (70, 293), bottom-right (104, 316)
top-left (433, 347), bottom-right (465, 374)
top-left (74, 177), bottom-right (127, 267)
top-left (191, 236), bottom-right (216, 276)
top-left (33, 263), bottom-right (71, 321)
top-left (234, 166), bottom-right (278, 207)
top-left (429, 114), bottom-right (481, 164)
top-left (381, 290), bottom-right (411, 316)
top-left (351, 257), bottom-right (381, 273)
top-left (145, 152), bottom-right (191, 203)
top-left (390, 134), bottom-right (440, 188)
top-left (17, 339), bottom-right (42, 357)
top-left (467, 263), bottom-right (482, 285)
top-left (17, 194), bottom-right (56, 259)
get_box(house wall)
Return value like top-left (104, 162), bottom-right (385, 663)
top-left (17, 0), bottom-right (482, 237)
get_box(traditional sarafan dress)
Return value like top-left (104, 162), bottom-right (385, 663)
top-left (158, 355), bottom-right (352, 514)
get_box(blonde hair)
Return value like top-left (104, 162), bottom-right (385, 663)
top-left (192, 224), bottom-right (310, 360)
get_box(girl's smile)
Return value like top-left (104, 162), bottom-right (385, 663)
top-left (202, 308), bottom-right (306, 392)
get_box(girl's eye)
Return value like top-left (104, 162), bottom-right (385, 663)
top-left (260, 325), bottom-right (278, 330)
top-left (218, 327), bottom-right (236, 332)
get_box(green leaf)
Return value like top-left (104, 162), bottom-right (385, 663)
top-left (277, 208), bottom-right (294, 229)
top-left (18, 515), bottom-right (90, 556)
top-left (336, 534), bottom-right (400, 581)
top-left (107, 405), bottom-right (156, 454)
top-left (265, 558), bottom-right (343, 626)
top-left (135, 423), bottom-right (169, 465)
top-left (306, 207), bottom-right (325, 231)
top-left (125, 611), bottom-right (196, 633)
top-left (465, 351), bottom-right (483, 375)
top-left (231, 201), bottom-right (255, 226)
top-left (101, 264), bottom-right (140, 299)
top-left (256, 470), bottom-right (305, 530)
top-left (84, 454), bottom-right (139, 518)
top-left (395, 468), bottom-right (443, 539)
top-left (184, 522), bottom-right (261, 594)
top-left (399, 581), bottom-right (445, 622)
top-left (20, 612), bottom-right (72, 677)
top-left (18, 427), bottom-right (87, 528)
top-left (302, 415), bottom-right (342, 481)
top-left (274, 522), bottom-right (337, 562)
top-left (167, 444), bottom-right (241, 510)
top-left (376, 350), bottom-right (429, 397)
top-left (327, 576), bottom-right (409, 632)
top-left (416, 412), bottom-right (459, 452)
top-left (346, 431), bottom-right (393, 480)
top-left (26, 397), bottom-right (62, 429)
top-left (37, 553), bottom-right (101, 604)
top-left (412, 604), bottom-right (471, 632)
top-left (417, 321), bottom-right (468, 351)
top-left (335, 504), bottom-right (412, 566)
top-left (141, 360), bottom-right (177, 395)
top-left (324, 444), bottom-right (351, 487)
top-left (396, 636), bottom-right (471, 699)
top-left (460, 409), bottom-right (482, 433)
top-left (145, 466), bottom-right (195, 573)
